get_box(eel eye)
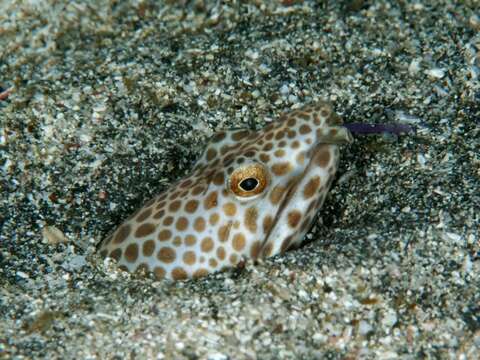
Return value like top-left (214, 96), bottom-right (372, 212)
top-left (229, 164), bottom-right (269, 198)
top-left (239, 178), bottom-right (258, 191)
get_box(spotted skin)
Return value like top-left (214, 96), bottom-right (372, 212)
top-left (99, 102), bottom-right (353, 280)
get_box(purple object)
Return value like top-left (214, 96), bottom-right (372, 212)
top-left (344, 123), bottom-right (414, 135)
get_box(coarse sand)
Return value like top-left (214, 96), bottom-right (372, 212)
top-left (1, 1), bottom-right (479, 359)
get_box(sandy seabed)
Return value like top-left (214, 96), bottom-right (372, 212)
top-left (1, 1), bottom-right (479, 359)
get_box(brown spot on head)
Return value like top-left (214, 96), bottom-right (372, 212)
top-left (287, 210), bottom-right (302, 228)
top-left (223, 202), bottom-right (237, 217)
top-left (275, 130), bottom-right (285, 140)
top-left (110, 248), bottom-right (122, 261)
top-left (259, 153), bottom-right (270, 163)
top-left (142, 239), bottom-right (155, 256)
top-left (153, 209), bottom-right (165, 219)
top-left (173, 236), bottom-right (182, 247)
top-left (263, 215), bottom-right (273, 234)
top-left (157, 247), bottom-right (176, 263)
top-left (286, 130), bottom-right (296, 139)
top-left (303, 176), bottom-right (321, 199)
top-left (232, 233), bottom-right (246, 251)
top-left (180, 179), bottom-right (193, 188)
top-left (183, 251), bottom-right (196, 265)
top-left (209, 213), bottom-right (220, 226)
top-left (113, 224), bottom-right (131, 244)
top-left (169, 191), bottom-right (180, 201)
top-left (136, 208), bottom-right (152, 222)
top-left (274, 149), bottom-right (286, 158)
top-left (229, 254), bottom-right (239, 265)
top-left (193, 268), bottom-right (208, 279)
top-left (249, 240), bottom-right (261, 259)
top-left (320, 106), bottom-right (331, 118)
top-left (212, 131), bottom-right (226, 143)
top-left (287, 117), bottom-right (296, 127)
top-left (218, 223), bottom-right (232, 242)
top-left (298, 111), bottom-right (310, 120)
top-left (194, 217), bottom-right (206, 232)
top-left (244, 206), bottom-right (258, 233)
top-left (299, 124), bottom-right (312, 134)
top-left (209, 258), bottom-right (218, 268)
top-left (204, 191), bottom-right (218, 210)
top-left (291, 140), bottom-right (300, 149)
top-left (175, 216), bottom-right (189, 231)
top-left (244, 149), bottom-right (256, 158)
top-left (125, 243), bottom-right (139, 263)
top-left (171, 267), bottom-right (188, 280)
top-left (185, 200), bottom-right (199, 213)
top-left (201, 237), bottom-right (214, 252)
top-left (315, 146), bottom-right (331, 168)
top-left (206, 148), bottom-right (217, 161)
top-left (163, 216), bottom-right (174, 226)
top-left (192, 185), bottom-right (206, 196)
top-left (212, 172), bottom-right (224, 186)
top-left (168, 200), bottom-right (182, 212)
top-left (263, 142), bottom-right (273, 151)
top-left (135, 223), bottom-right (156, 238)
top-left (212, 131), bottom-right (227, 143)
top-left (271, 162), bottom-right (292, 176)
top-left (222, 154), bottom-right (234, 166)
top-left (154, 267), bottom-right (166, 279)
top-left (232, 130), bottom-right (250, 141)
top-left (216, 246), bottom-right (226, 260)
top-left (185, 234), bottom-right (196, 246)
top-left (158, 229), bottom-right (172, 241)
top-left (270, 185), bottom-right (286, 205)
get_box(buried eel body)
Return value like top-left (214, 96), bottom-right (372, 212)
top-left (99, 102), bottom-right (353, 280)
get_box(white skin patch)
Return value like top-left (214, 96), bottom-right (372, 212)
top-left (99, 102), bottom-right (353, 280)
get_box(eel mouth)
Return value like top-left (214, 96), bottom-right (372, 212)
top-left (257, 144), bottom-right (328, 258)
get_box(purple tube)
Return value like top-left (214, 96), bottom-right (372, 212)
top-left (344, 123), bottom-right (414, 135)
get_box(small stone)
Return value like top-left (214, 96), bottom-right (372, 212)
top-left (42, 226), bottom-right (69, 244)
top-left (424, 68), bottom-right (446, 79)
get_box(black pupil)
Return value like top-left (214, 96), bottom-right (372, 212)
top-left (239, 178), bottom-right (259, 191)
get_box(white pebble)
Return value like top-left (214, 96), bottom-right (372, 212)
top-left (424, 68), bottom-right (446, 79)
top-left (280, 84), bottom-right (289, 95)
top-left (382, 310), bottom-right (397, 328)
top-left (208, 354), bottom-right (228, 360)
top-left (358, 320), bottom-right (373, 335)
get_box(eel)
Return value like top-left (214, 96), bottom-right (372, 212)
top-left (98, 101), bottom-right (353, 280)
